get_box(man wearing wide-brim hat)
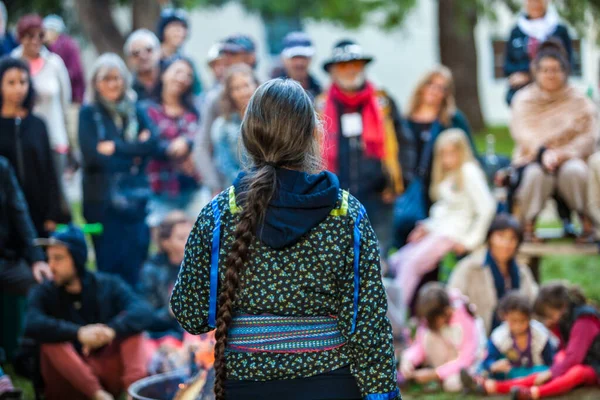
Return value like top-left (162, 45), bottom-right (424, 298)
top-left (316, 39), bottom-right (406, 248)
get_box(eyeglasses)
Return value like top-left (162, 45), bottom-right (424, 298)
top-left (24, 31), bottom-right (44, 41)
top-left (131, 46), bottom-right (155, 58)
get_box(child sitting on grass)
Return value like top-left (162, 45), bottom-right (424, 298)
top-left (462, 282), bottom-right (600, 399)
top-left (473, 292), bottom-right (554, 381)
top-left (399, 283), bottom-right (486, 392)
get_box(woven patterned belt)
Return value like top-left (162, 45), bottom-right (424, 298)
top-left (227, 314), bottom-right (346, 354)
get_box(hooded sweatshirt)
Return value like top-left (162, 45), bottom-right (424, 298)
top-left (171, 168), bottom-right (399, 399)
top-left (233, 168), bottom-right (340, 249)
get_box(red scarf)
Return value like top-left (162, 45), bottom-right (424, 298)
top-left (322, 82), bottom-right (385, 173)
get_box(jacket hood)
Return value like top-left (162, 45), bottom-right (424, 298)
top-left (233, 168), bottom-right (340, 249)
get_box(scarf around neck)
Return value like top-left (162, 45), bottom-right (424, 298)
top-left (98, 92), bottom-right (139, 142)
top-left (485, 250), bottom-right (521, 301)
top-left (517, 5), bottom-right (559, 41)
top-left (322, 82), bottom-right (385, 173)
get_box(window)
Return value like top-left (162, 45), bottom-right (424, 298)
top-left (492, 38), bottom-right (582, 79)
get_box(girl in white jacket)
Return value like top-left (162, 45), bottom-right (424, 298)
top-left (388, 128), bottom-right (496, 321)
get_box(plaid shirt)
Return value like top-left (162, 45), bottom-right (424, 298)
top-left (145, 104), bottom-right (199, 197)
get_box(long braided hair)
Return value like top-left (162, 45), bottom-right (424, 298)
top-left (212, 79), bottom-right (322, 400)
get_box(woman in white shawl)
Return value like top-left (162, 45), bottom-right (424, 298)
top-left (510, 39), bottom-right (598, 242)
top-left (504, 0), bottom-right (573, 105)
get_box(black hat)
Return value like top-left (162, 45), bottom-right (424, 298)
top-left (156, 8), bottom-right (189, 42)
top-left (35, 224), bottom-right (88, 276)
top-left (221, 34), bottom-right (256, 54)
top-left (322, 39), bottom-right (374, 73)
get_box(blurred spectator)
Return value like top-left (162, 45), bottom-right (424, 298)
top-left (276, 32), bottom-right (321, 100)
top-left (43, 14), bottom-right (85, 104)
top-left (393, 66), bottom-right (476, 249)
top-left (211, 63), bottom-right (258, 186)
top-left (144, 56), bottom-right (201, 227)
top-left (139, 211), bottom-right (192, 338)
top-left (156, 7), bottom-right (202, 96)
top-left (124, 29), bottom-right (161, 102)
top-left (399, 284), bottom-right (485, 393)
top-left (12, 14), bottom-right (72, 177)
top-left (448, 214), bottom-right (538, 334)
top-left (479, 292), bottom-right (554, 380)
top-left (139, 211), bottom-right (215, 374)
top-left (0, 156), bottom-right (52, 299)
top-left (206, 42), bottom-right (225, 89)
top-left (0, 56), bottom-right (63, 237)
top-left (387, 129), bottom-right (495, 321)
top-left (194, 34), bottom-right (258, 194)
top-left (504, 0), bottom-right (573, 105)
top-left (510, 40), bottom-right (598, 243)
top-left (0, 2), bottom-right (17, 57)
top-left (317, 39), bottom-right (404, 246)
top-left (79, 53), bottom-right (157, 286)
top-left (587, 152), bottom-right (600, 235)
top-left (25, 225), bottom-right (151, 400)
top-left (467, 283), bottom-right (600, 399)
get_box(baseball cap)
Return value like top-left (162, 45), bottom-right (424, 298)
top-left (281, 32), bottom-right (315, 59)
top-left (221, 34), bottom-right (256, 54)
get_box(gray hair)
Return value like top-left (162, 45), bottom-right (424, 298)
top-left (124, 29), bottom-right (160, 56)
top-left (87, 53), bottom-right (132, 102)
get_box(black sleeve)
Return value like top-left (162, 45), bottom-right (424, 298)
top-left (388, 96), bottom-right (415, 186)
top-left (504, 28), bottom-right (531, 76)
top-left (38, 121), bottom-right (63, 223)
top-left (24, 285), bottom-right (81, 343)
top-left (79, 105), bottom-right (109, 169)
top-left (3, 160), bottom-right (44, 263)
top-left (106, 275), bottom-right (154, 338)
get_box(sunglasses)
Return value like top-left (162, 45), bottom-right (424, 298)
top-left (131, 46), bottom-right (155, 58)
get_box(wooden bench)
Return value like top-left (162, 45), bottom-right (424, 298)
top-left (518, 241), bottom-right (599, 281)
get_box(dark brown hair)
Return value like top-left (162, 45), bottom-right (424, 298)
top-left (487, 213), bottom-right (523, 245)
top-left (220, 63), bottom-right (259, 121)
top-left (212, 79), bottom-right (321, 400)
top-left (533, 38), bottom-right (570, 74)
top-left (157, 210), bottom-right (191, 251)
top-left (533, 282), bottom-right (587, 318)
top-left (498, 291), bottom-right (533, 318)
top-left (416, 282), bottom-right (451, 330)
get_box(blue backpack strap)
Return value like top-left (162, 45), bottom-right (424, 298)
top-left (351, 204), bottom-right (367, 335)
top-left (208, 197), bottom-right (222, 328)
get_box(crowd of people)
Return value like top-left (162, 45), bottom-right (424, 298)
top-left (0, 0), bottom-right (599, 399)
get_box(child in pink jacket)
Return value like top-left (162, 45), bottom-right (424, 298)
top-left (400, 284), bottom-right (486, 392)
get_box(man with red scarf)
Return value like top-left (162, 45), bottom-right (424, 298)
top-left (316, 39), bottom-right (405, 247)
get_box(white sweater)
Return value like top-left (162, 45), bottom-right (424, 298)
top-left (424, 162), bottom-right (496, 250)
top-left (12, 46), bottom-right (71, 151)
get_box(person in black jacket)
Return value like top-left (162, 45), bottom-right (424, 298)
top-left (504, 0), bottom-right (573, 105)
top-left (25, 225), bottom-right (152, 400)
top-left (0, 56), bottom-right (64, 237)
top-left (79, 53), bottom-right (158, 286)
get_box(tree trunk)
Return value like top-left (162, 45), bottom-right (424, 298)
top-left (74, 0), bottom-right (125, 57)
top-left (132, 0), bottom-right (162, 31)
top-left (438, 0), bottom-right (485, 132)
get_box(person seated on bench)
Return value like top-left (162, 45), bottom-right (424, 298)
top-left (387, 128), bottom-right (496, 323)
top-left (448, 214), bottom-right (538, 334)
top-left (509, 39), bottom-right (598, 243)
top-left (24, 225), bottom-right (153, 400)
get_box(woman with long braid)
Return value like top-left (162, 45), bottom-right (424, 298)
top-left (170, 79), bottom-right (399, 400)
